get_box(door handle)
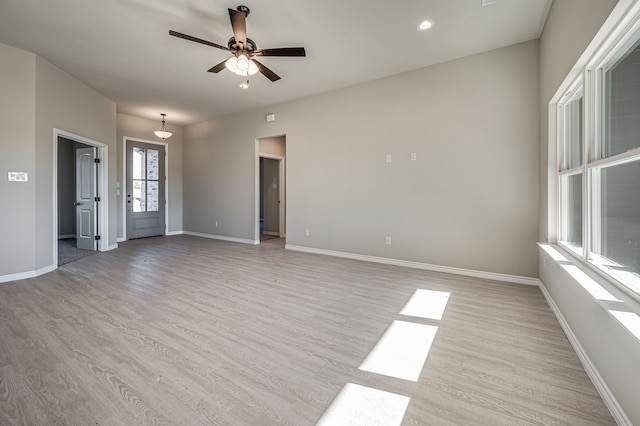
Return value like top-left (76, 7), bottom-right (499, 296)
top-left (74, 202), bottom-right (83, 206)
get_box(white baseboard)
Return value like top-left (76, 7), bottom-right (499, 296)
top-left (183, 231), bottom-right (258, 245)
top-left (118, 231), bottom-right (182, 242)
top-left (103, 243), bottom-right (118, 252)
top-left (263, 231), bottom-right (279, 236)
top-left (0, 264), bottom-right (56, 284)
top-left (538, 282), bottom-right (631, 426)
top-left (284, 245), bottom-right (540, 286)
top-left (58, 234), bottom-right (76, 239)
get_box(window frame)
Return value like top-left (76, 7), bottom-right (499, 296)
top-left (556, 10), bottom-right (640, 301)
top-left (557, 79), bottom-right (585, 257)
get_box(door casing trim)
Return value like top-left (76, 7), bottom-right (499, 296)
top-left (53, 128), bottom-right (110, 269)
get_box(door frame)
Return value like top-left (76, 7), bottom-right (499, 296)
top-left (53, 128), bottom-right (109, 268)
top-left (122, 137), bottom-right (169, 241)
top-left (255, 141), bottom-right (286, 242)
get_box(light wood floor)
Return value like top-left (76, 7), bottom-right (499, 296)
top-left (0, 235), bottom-right (614, 425)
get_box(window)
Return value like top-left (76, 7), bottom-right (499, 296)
top-left (132, 147), bottom-right (160, 213)
top-left (557, 25), bottom-right (640, 296)
top-left (559, 88), bottom-right (584, 251)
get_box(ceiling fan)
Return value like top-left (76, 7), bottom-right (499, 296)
top-left (169, 5), bottom-right (306, 82)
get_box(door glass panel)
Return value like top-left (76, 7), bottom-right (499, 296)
top-left (147, 181), bottom-right (159, 212)
top-left (133, 147), bottom-right (146, 180)
top-left (133, 180), bottom-right (146, 212)
top-left (147, 149), bottom-right (159, 180)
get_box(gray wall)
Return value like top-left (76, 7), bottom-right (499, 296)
top-left (259, 136), bottom-right (286, 157)
top-left (35, 57), bottom-right (117, 268)
top-left (0, 43), bottom-right (36, 275)
top-left (184, 40), bottom-right (540, 278)
top-left (116, 113), bottom-right (183, 238)
top-left (538, 0), bottom-right (640, 423)
top-left (0, 42), bottom-right (117, 279)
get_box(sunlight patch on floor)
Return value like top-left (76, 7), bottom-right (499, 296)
top-left (359, 320), bottom-right (438, 382)
top-left (316, 383), bottom-right (410, 426)
top-left (400, 289), bottom-right (450, 320)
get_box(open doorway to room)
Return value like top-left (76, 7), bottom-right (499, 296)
top-left (54, 131), bottom-right (108, 267)
top-left (256, 135), bottom-right (286, 245)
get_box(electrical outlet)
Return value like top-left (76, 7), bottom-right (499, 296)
top-left (385, 236), bottom-right (392, 245)
top-left (385, 154), bottom-right (392, 163)
top-left (215, 221), bottom-right (219, 227)
top-left (305, 228), bottom-right (310, 237)
top-left (410, 153), bottom-right (417, 161)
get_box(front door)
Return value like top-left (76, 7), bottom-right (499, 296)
top-left (126, 140), bottom-right (166, 239)
top-left (76, 147), bottom-right (97, 250)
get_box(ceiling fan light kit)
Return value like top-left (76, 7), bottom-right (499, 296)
top-left (225, 54), bottom-right (259, 76)
top-left (169, 5), bottom-right (306, 83)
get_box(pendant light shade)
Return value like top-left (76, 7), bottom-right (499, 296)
top-left (154, 113), bottom-right (172, 139)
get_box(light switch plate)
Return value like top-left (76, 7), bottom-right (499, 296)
top-left (8, 172), bottom-right (28, 182)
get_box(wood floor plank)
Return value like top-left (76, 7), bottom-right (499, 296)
top-left (0, 235), bottom-right (615, 425)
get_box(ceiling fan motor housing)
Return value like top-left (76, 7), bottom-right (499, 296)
top-left (237, 5), bottom-right (250, 17)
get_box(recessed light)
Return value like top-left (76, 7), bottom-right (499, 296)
top-left (417, 20), bottom-right (434, 31)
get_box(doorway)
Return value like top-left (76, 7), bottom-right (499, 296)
top-left (124, 138), bottom-right (167, 240)
top-left (54, 130), bottom-right (108, 267)
top-left (260, 157), bottom-right (281, 240)
top-left (256, 135), bottom-right (286, 244)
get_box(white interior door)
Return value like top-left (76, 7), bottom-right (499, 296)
top-left (75, 147), bottom-right (97, 250)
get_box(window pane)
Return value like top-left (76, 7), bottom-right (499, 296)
top-left (563, 173), bottom-right (583, 248)
top-left (565, 96), bottom-right (583, 169)
top-left (132, 147), bottom-right (146, 180)
top-left (147, 181), bottom-right (159, 212)
top-left (133, 180), bottom-right (146, 212)
top-left (603, 39), bottom-right (640, 158)
top-left (596, 160), bottom-right (640, 278)
top-left (147, 149), bottom-right (159, 180)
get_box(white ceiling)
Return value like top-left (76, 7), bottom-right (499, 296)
top-left (0, 0), bottom-right (552, 126)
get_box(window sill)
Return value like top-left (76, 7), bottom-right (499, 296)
top-left (538, 242), bottom-right (640, 343)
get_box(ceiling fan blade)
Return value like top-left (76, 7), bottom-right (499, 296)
top-left (253, 59), bottom-right (281, 82)
top-left (255, 47), bottom-right (306, 57)
top-left (169, 30), bottom-right (230, 51)
top-left (228, 8), bottom-right (247, 48)
top-left (207, 60), bottom-right (228, 73)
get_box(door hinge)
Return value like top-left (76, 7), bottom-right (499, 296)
top-left (94, 196), bottom-right (101, 202)
top-left (94, 235), bottom-right (101, 241)
top-left (94, 158), bottom-right (101, 164)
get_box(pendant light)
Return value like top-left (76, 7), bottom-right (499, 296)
top-left (154, 113), bottom-right (173, 139)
